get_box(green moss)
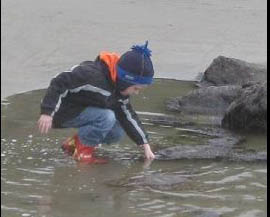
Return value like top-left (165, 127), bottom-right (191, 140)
top-left (132, 78), bottom-right (196, 113)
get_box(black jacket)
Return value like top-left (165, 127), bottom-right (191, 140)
top-left (40, 57), bottom-right (149, 146)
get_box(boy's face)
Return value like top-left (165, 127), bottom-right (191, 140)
top-left (120, 85), bottom-right (148, 96)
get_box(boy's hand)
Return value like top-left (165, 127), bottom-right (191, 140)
top-left (143, 144), bottom-right (155, 160)
top-left (38, 114), bottom-right (53, 134)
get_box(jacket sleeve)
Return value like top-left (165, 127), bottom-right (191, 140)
top-left (40, 64), bottom-right (88, 117)
top-left (114, 98), bottom-right (149, 146)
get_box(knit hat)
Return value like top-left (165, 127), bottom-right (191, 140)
top-left (117, 41), bottom-right (154, 91)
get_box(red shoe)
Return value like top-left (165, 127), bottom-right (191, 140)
top-left (62, 136), bottom-right (76, 155)
top-left (72, 135), bottom-right (108, 164)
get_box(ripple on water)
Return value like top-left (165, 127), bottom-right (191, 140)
top-left (238, 209), bottom-right (265, 217)
top-left (17, 167), bottom-right (54, 175)
top-left (129, 191), bottom-right (235, 216)
top-left (5, 181), bottom-right (33, 187)
top-left (1, 205), bottom-right (36, 216)
top-left (1, 85), bottom-right (267, 217)
top-left (147, 188), bottom-right (229, 201)
top-left (249, 182), bottom-right (267, 189)
top-left (254, 169), bottom-right (267, 173)
top-left (204, 171), bottom-right (253, 184)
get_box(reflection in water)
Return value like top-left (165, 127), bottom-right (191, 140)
top-left (1, 80), bottom-right (267, 217)
top-left (1, 135), bottom-right (267, 217)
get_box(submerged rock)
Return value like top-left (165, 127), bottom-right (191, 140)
top-left (106, 171), bottom-right (194, 191)
top-left (156, 145), bottom-right (229, 160)
top-left (230, 151), bottom-right (267, 162)
top-left (155, 127), bottom-right (266, 162)
top-left (121, 172), bottom-right (190, 190)
top-left (155, 135), bottom-right (241, 161)
top-left (199, 56), bottom-right (267, 86)
top-left (156, 145), bottom-right (267, 162)
top-left (222, 82), bottom-right (267, 132)
top-left (165, 85), bottom-right (242, 115)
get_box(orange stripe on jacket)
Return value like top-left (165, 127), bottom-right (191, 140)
top-left (99, 51), bottom-right (120, 83)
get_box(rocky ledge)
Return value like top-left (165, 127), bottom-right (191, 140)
top-left (165, 56), bottom-right (267, 133)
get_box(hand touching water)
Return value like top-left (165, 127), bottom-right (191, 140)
top-left (38, 114), bottom-right (53, 134)
top-left (143, 143), bottom-right (155, 160)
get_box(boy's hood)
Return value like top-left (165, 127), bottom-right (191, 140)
top-left (99, 51), bottom-right (120, 83)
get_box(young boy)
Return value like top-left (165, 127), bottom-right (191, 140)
top-left (38, 41), bottom-right (155, 164)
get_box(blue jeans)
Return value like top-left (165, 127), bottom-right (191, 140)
top-left (62, 107), bottom-right (125, 147)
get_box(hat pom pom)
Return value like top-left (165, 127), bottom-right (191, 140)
top-left (131, 41), bottom-right (152, 57)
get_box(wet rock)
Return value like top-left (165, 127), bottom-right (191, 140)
top-left (156, 137), bottom-right (237, 161)
top-left (156, 145), bottom-right (267, 162)
top-left (155, 127), bottom-right (266, 162)
top-left (199, 56), bottom-right (267, 86)
top-left (156, 129), bottom-right (241, 160)
top-left (230, 151), bottom-right (267, 162)
top-left (165, 97), bottom-right (182, 112)
top-left (222, 82), bottom-right (267, 132)
top-left (165, 57), bottom-right (267, 133)
top-left (165, 85), bottom-right (242, 115)
top-left (156, 145), bottom-right (229, 160)
top-left (126, 173), bottom-right (190, 190)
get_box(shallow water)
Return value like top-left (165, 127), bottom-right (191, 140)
top-left (1, 79), bottom-right (267, 217)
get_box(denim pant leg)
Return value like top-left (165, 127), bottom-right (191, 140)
top-left (103, 120), bottom-right (125, 145)
top-left (62, 107), bottom-right (124, 147)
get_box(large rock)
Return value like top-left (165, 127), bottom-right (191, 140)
top-left (200, 56), bottom-right (267, 86)
top-left (222, 82), bottom-right (267, 132)
top-left (156, 145), bottom-right (267, 162)
top-left (165, 85), bottom-right (242, 115)
top-left (156, 134), bottom-right (241, 161)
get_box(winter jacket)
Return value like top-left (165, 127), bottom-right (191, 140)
top-left (40, 53), bottom-right (149, 146)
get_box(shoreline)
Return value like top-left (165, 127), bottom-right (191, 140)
top-left (1, 78), bottom-right (197, 101)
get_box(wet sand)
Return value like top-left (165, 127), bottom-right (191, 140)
top-left (1, 0), bottom-right (267, 99)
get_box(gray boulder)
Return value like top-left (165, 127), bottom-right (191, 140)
top-left (222, 82), bottom-right (267, 132)
top-left (165, 85), bottom-right (242, 115)
top-left (199, 56), bottom-right (267, 86)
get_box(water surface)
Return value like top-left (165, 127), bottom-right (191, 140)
top-left (1, 79), bottom-right (267, 217)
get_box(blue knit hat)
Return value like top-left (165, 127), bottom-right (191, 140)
top-left (117, 41), bottom-right (154, 90)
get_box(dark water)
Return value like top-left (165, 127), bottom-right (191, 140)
top-left (1, 79), bottom-right (267, 217)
